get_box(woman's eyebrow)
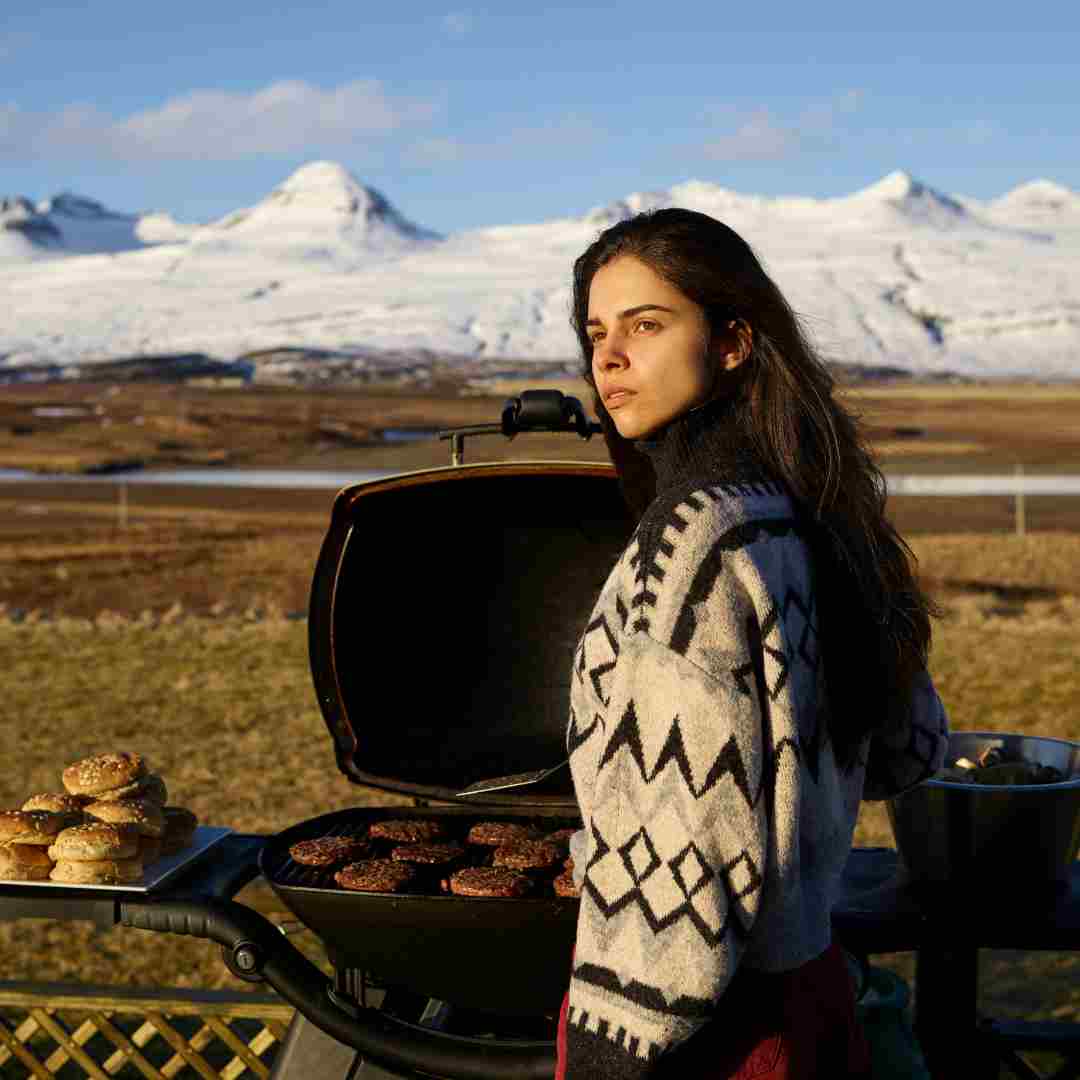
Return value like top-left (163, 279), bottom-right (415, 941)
top-left (585, 303), bottom-right (676, 327)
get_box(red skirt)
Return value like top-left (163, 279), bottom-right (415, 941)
top-left (555, 941), bottom-right (871, 1079)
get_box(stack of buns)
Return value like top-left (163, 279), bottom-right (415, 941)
top-left (0, 751), bottom-right (199, 885)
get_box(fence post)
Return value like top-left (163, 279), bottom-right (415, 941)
top-left (1014, 464), bottom-right (1025, 538)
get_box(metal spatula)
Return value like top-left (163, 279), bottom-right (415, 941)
top-left (454, 760), bottom-right (569, 798)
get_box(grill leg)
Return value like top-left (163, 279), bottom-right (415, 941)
top-left (269, 1013), bottom-right (409, 1079)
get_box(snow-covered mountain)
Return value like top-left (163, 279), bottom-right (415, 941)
top-left (0, 196), bottom-right (63, 260)
top-left (985, 180), bottom-right (1080, 238)
top-left (0, 190), bottom-right (198, 261)
top-left (186, 161), bottom-right (442, 263)
top-left (0, 163), bottom-right (1077, 379)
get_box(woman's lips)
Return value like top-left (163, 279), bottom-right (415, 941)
top-left (605, 390), bottom-right (635, 409)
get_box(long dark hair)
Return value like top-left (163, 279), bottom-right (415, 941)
top-left (570, 207), bottom-right (939, 772)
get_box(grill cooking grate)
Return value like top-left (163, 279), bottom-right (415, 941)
top-left (262, 810), bottom-right (580, 897)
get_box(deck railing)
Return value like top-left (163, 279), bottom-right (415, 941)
top-left (0, 982), bottom-right (293, 1079)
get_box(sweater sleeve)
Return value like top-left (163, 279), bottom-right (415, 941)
top-left (861, 668), bottom-right (950, 802)
top-left (565, 626), bottom-right (770, 1078)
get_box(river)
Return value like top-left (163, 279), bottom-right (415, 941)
top-left (2, 469), bottom-right (1080, 495)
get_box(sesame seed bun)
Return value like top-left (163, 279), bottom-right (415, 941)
top-left (84, 798), bottom-right (165, 838)
top-left (21, 793), bottom-right (91, 814)
top-left (0, 810), bottom-right (80, 845)
top-left (91, 773), bottom-right (168, 806)
top-left (47, 822), bottom-right (139, 862)
top-left (50, 858), bottom-right (143, 885)
top-left (62, 752), bottom-right (147, 797)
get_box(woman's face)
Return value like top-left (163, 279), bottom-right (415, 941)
top-left (587, 255), bottom-right (717, 440)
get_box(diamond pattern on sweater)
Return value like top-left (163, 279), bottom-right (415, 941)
top-left (729, 583), bottom-right (818, 703)
top-left (669, 841), bottom-right (713, 899)
top-left (584, 813), bottom-right (761, 946)
top-left (620, 828), bottom-right (662, 884)
top-left (782, 585), bottom-right (820, 673)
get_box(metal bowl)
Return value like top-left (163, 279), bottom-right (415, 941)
top-left (886, 731), bottom-right (1080, 889)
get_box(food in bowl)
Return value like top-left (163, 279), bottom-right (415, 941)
top-left (934, 744), bottom-right (1068, 786)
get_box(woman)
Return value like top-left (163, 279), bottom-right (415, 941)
top-left (557, 208), bottom-right (950, 1079)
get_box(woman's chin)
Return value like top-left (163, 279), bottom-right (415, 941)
top-left (613, 416), bottom-right (658, 441)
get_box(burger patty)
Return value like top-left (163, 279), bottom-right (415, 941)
top-left (290, 836), bottom-right (372, 867)
top-left (492, 840), bottom-right (562, 871)
top-left (447, 867), bottom-right (534, 898)
top-left (334, 858), bottom-right (418, 893)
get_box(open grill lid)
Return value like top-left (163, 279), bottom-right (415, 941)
top-left (307, 395), bottom-right (632, 808)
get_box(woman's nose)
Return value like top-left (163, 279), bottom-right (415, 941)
top-left (594, 337), bottom-right (628, 370)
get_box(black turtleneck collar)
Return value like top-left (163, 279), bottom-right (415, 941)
top-left (632, 394), bottom-right (774, 495)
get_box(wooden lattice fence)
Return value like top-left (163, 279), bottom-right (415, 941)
top-left (0, 983), bottom-right (294, 1079)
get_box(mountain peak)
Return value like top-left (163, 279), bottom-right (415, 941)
top-left (38, 192), bottom-right (130, 221)
top-left (275, 160), bottom-right (365, 198)
top-left (194, 159), bottom-right (442, 259)
top-left (853, 170), bottom-right (925, 201)
top-left (847, 170), bottom-right (967, 224)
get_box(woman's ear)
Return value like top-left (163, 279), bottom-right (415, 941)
top-left (719, 319), bottom-right (753, 371)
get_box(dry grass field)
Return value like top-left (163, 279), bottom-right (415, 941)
top-left (3, 376), bottom-right (1080, 477)
top-left (1, 377), bottom-right (1079, 1075)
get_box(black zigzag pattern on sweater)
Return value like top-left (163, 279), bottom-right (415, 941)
top-left (567, 704), bottom-right (604, 755)
top-left (597, 699), bottom-right (756, 807)
top-left (669, 514), bottom-right (802, 656)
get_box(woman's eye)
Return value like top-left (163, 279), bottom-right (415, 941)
top-left (589, 332), bottom-right (605, 344)
top-left (636, 319), bottom-right (658, 332)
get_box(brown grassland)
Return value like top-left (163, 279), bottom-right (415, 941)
top-left (1, 378), bottom-right (1080, 1070)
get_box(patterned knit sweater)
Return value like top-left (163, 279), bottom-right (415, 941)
top-left (564, 397), bottom-right (950, 1078)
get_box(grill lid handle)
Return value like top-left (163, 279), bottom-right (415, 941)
top-left (438, 389), bottom-right (602, 464)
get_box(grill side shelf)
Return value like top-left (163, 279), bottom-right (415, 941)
top-left (177, 832), bottom-right (265, 899)
top-left (0, 833), bottom-right (266, 926)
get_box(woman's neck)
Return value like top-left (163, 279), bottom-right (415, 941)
top-left (631, 395), bottom-right (771, 494)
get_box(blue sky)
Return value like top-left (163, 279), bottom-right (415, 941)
top-left (3, 2), bottom-right (1078, 234)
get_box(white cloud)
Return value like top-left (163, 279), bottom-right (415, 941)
top-left (700, 91), bottom-right (864, 161)
top-left (441, 11), bottom-right (472, 37)
top-left (1, 79), bottom-right (439, 162)
top-left (703, 108), bottom-right (798, 161)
